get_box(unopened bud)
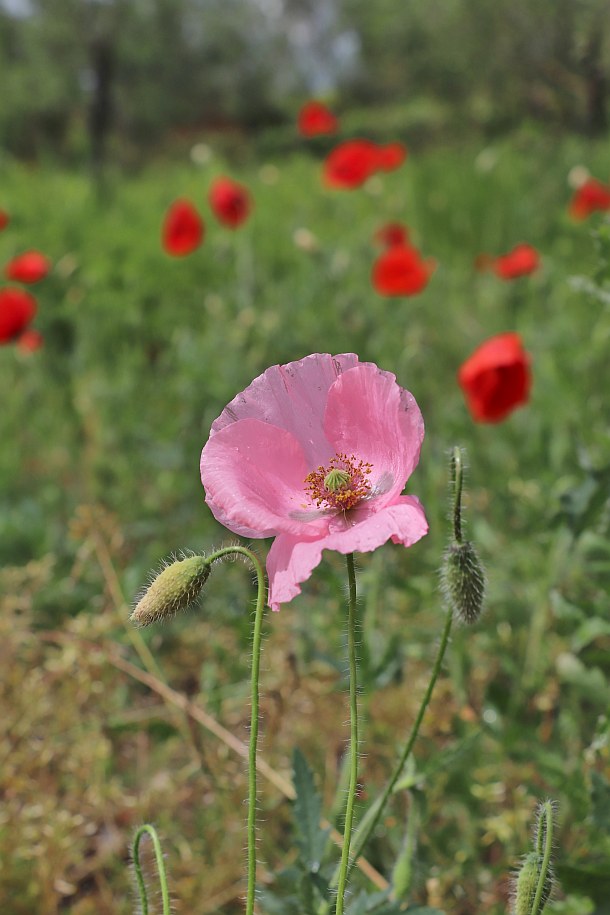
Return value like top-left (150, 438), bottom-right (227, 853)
top-left (131, 554), bottom-right (211, 627)
top-left (441, 540), bottom-right (485, 624)
top-left (511, 801), bottom-right (556, 915)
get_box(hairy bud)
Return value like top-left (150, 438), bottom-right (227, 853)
top-left (440, 447), bottom-right (486, 624)
top-left (441, 540), bottom-right (485, 624)
top-left (511, 801), bottom-right (556, 915)
top-left (131, 554), bottom-right (211, 627)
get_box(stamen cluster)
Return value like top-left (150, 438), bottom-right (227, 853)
top-left (304, 453), bottom-right (372, 511)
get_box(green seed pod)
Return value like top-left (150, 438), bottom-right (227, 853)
top-left (131, 554), bottom-right (211, 627)
top-left (440, 540), bottom-right (485, 624)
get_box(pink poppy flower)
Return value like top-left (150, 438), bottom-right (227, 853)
top-left (200, 353), bottom-right (428, 611)
top-left (5, 250), bottom-right (51, 283)
top-left (0, 210), bottom-right (9, 232)
top-left (298, 100), bottom-right (339, 136)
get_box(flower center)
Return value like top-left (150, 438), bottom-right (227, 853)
top-left (304, 453), bottom-right (372, 512)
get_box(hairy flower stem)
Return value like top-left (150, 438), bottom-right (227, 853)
top-left (532, 801), bottom-right (555, 915)
top-left (335, 552), bottom-right (360, 915)
top-left (207, 546), bottom-right (266, 915)
top-left (132, 824), bottom-right (171, 915)
top-left (343, 605), bottom-right (453, 892)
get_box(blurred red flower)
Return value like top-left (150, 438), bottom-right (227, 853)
top-left (17, 328), bottom-right (44, 352)
top-left (372, 245), bottom-right (435, 296)
top-left (374, 222), bottom-right (410, 248)
top-left (324, 139), bottom-right (408, 189)
top-left (5, 250), bottom-right (51, 283)
top-left (209, 177), bottom-right (252, 229)
top-left (0, 287), bottom-right (37, 343)
top-left (162, 199), bottom-right (204, 256)
top-left (569, 177), bottom-right (610, 220)
top-left (493, 243), bottom-right (540, 280)
top-left (375, 142), bottom-right (407, 172)
top-left (323, 139), bottom-right (383, 189)
top-left (458, 332), bottom-right (531, 423)
top-left (298, 100), bottom-right (338, 136)
top-left (0, 210), bottom-right (9, 231)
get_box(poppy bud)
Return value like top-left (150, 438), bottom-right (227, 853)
top-left (131, 554), bottom-right (211, 627)
top-left (440, 447), bottom-right (485, 624)
top-left (511, 801), bottom-right (556, 915)
top-left (441, 540), bottom-right (485, 625)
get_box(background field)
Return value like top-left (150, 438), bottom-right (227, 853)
top-left (2, 3), bottom-right (610, 912)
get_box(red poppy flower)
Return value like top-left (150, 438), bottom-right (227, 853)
top-left (493, 244), bottom-right (540, 280)
top-left (0, 287), bottom-right (37, 343)
top-left (5, 250), bottom-right (51, 284)
top-left (569, 177), bottom-right (610, 220)
top-left (458, 332), bottom-right (531, 423)
top-left (162, 199), bottom-right (204, 256)
top-left (372, 245), bottom-right (435, 296)
top-left (0, 210), bottom-right (9, 231)
top-left (323, 139), bottom-right (382, 189)
top-left (16, 328), bottom-right (44, 352)
top-left (375, 142), bottom-right (407, 172)
top-left (297, 100), bottom-right (338, 137)
top-left (209, 177), bottom-right (252, 229)
top-left (374, 222), bottom-right (410, 248)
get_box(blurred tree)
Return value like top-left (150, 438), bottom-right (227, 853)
top-left (0, 0), bottom-right (609, 161)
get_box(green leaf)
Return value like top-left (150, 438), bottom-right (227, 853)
top-left (292, 748), bottom-right (329, 874)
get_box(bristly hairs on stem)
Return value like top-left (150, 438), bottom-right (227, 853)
top-left (131, 544), bottom-right (267, 915)
top-left (131, 824), bottom-right (171, 915)
top-left (440, 446), bottom-right (486, 625)
top-left (510, 800), bottom-right (557, 915)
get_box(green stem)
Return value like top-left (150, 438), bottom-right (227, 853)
top-left (206, 546), bottom-right (266, 915)
top-left (337, 605), bottom-right (453, 895)
top-left (132, 824), bottom-right (171, 915)
top-left (451, 446), bottom-right (464, 544)
top-left (335, 553), bottom-right (360, 915)
top-left (532, 801), bottom-right (554, 915)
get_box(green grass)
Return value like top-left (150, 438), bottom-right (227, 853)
top-left (1, 130), bottom-right (609, 914)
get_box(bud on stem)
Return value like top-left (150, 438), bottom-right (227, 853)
top-left (512, 801), bottom-right (556, 915)
top-left (131, 554), bottom-right (211, 627)
top-left (440, 447), bottom-right (486, 624)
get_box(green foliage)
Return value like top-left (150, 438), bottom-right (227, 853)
top-left (292, 749), bottom-right (330, 875)
top-left (2, 127), bottom-right (610, 911)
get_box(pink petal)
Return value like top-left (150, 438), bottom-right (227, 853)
top-left (266, 496), bottom-right (428, 611)
top-left (267, 534), bottom-right (325, 611)
top-left (209, 353), bottom-right (360, 466)
top-left (325, 495), bottom-right (428, 552)
top-left (201, 418), bottom-right (329, 538)
top-left (323, 364), bottom-right (424, 504)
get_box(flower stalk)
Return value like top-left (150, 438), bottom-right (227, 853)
top-left (335, 552), bottom-right (360, 915)
top-left (131, 545), bottom-right (266, 915)
top-left (132, 824), bottom-right (171, 915)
